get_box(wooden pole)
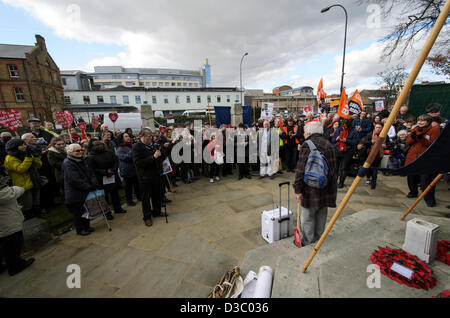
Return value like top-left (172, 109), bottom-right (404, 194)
top-left (400, 174), bottom-right (444, 221)
top-left (208, 102), bottom-right (212, 126)
top-left (165, 174), bottom-right (175, 199)
top-left (301, 0), bottom-right (450, 273)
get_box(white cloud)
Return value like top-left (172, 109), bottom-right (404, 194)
top-left (3, 0), bottom-right (445, 91)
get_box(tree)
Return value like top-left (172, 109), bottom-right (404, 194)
top-left (426, 48), bottom-right (450, 77)
top-left (358, 0), bottom-right (448, 65)
top-left (376, 64), bottom-right (409, 109)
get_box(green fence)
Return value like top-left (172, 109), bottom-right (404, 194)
top-left (409, 83), bottom-right (449, 119)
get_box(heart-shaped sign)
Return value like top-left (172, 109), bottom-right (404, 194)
top-left (109, 113), bottom-right (119, 123)
top-left (64, 111), bottom-right (74, 128)
top-left (77, 122), bottom-right (87, 131)
top-left (55, 110), bottom-right (74, 129)
top-left (0, 109), bottom-right (22, 132)
top-left (91, 116), bottom-right (99, 130)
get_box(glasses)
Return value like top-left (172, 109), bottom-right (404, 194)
top-left (73, 150), bottom-right (83, 153)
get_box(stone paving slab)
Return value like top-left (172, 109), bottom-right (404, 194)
top-left (212, 233), bottom-right (256, 262)
top-left (127, 221), bottom-right (182, 252)
top-left (86, 247), bottom-right (154, 288)
top-left (171, 281), bottom-right (211, 298)
top-left (184, 245), bottom-right (240, 288)
top-left (158, 230), bottom-right (208, 264)
top-left (116, 255), bottom-right (191, 298)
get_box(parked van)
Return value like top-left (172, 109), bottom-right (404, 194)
top-left (182, 110), bottom-right (215, 117)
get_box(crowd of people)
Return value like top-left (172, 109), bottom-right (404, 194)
top-left (0, 105), bottom-right (447, 276)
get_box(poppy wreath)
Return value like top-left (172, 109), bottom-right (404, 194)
top-left (432, 290), bottom-right (450, 298)
top-left (436, 241), bottom-right (450, 265)
top-left (370, 247), bottom-right (437, 290)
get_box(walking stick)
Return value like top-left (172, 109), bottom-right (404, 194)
top-left (400, 174), bottom-right (444, 221)
top-left (301, 0), bottom-right (450, 273)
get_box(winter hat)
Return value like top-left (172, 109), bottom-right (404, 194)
top-left (5, 138), bottom-right (25, 152)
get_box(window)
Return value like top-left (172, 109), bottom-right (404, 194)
top-left (159, 82), bottom-right (163, 86)
top-left (217, 95), bottom-right (221, 103)
top-left (64, 96), bottom-right (71, 105)
top-left (110, 96), bottom-right (117, 104)
top-left (235, 95), bottom-right (240, 102)
top-left (207, 95), bottom-right (211, 103)
top-left (171, 82), bottom-right (175, 87)
top-left (194, 83), bottom-right (199, 87)
top-left (183, 83), bottom-right (187, 87)
top-left (8, 64), bottom-right (19, 78)
top-left (13, 87), bottom-right (25, 102)
top-left (62, 78), bottom-right (67, 86)
top-left (135, 96), bottom-right (142, 104)
top-left (123, 96), bottom-right (129, 104)
top-left (164, 95), bottom-right (169, 104)
top-left (175, 96), bottom-right (180, 104)
top-left (189, 83), bottom-right (193, 87)
top-left (146, 82), bottom-right (150, 86)
top-left (153, 82), bottom-right (157, 86)
top-left (83, 96), bottom-right (90, 104)
top-left (126, 82), bottom-right (134, 86)
top-left (186, 96), bottom-right (191, 103)
top-left (152, 96), bottom-right (157, 104)
top-left (97, 96), bottom-right (104, 103)
top-left (227, 95), bottom-right (230, 103)
top-left (197, 96), bottom-right (201, 103)
top-left (165, 82), bottom-right (170, 87)
top-left (177, 82), bottom-right (181, 86)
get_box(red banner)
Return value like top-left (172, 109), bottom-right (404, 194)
top-left (337, 88), bottom-right (351, 119)
top-left (91, 116), bottom-right (99, 130)
top-left (0, 109), bottom-right (22, 132)
top-left (55, 110), bottom-right (74, 129)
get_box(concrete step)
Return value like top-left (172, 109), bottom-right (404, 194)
top-left (239, 209), bottom-right (450, 298)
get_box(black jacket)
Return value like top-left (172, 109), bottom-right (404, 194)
top-left (62, 156), bottom-right (97, 204)
top-left (87, 149), bottom-right (119, 188)
top-left (132, 141), bottom-right (162, 183)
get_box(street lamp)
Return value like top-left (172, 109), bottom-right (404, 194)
top-left (240, 52), bottom-right (248, 106)
top-left (321, 4), bottom-right (348, 95)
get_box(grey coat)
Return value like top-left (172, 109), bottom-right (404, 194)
top-left (0, 185), bottom-right (25, 238)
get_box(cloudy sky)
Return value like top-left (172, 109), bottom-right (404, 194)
top-left (0, 0), bottom-right (447, 94)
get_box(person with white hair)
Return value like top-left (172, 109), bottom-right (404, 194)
top-left (62, 143), bottom-right (98, 236)
top-left (293, 121), bottom-right (338, 246)
top-left (259, 120), bottom-right (278, 179)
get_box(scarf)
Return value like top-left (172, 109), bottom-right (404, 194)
top-left (336, 128), bottom-right (349, 152)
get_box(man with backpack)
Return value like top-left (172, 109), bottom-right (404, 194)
top-left (293, 121), bottom-right (338, 246)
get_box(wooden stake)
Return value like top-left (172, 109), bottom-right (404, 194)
top-left (400, 174), bottom-right (443, 221)
top-left (301, 0), bottom-right (450, 273)
top-left (68, 128), bottom-right (73, 143)
top-left (165, 174), bottom-right (175, 200)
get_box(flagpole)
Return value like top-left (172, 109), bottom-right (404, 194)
top-left (302, 0), bottom-right (450, 273)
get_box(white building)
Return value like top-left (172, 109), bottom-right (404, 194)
top-left (63, 87), bottom-right (241, 119)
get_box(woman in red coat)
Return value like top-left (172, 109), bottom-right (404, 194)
top-left (405, 114), bottom-right (441, 207)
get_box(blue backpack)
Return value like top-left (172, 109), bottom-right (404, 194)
top-left (303, 140), bottom-right (329, 189)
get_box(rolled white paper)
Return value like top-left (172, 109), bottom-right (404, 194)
top-left (253, 266), bottom-right (273, 298)
top-left (241, 271), bottom-right (258, 298)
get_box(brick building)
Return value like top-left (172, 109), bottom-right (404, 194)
top-left (0, 35), bottom-right (64, 124)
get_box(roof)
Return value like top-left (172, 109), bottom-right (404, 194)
top-left (92, 66), bottom-right (201, 77)
top-left (0, 44), bottom-right (34, 59)
top-left (61, 70), bottom-right (86, 76)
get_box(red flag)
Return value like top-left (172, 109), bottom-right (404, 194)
top-left (338, 88), bottom-right (351, 119)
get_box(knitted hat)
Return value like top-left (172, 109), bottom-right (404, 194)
top-left (5, 138), bottom-right (25, 152)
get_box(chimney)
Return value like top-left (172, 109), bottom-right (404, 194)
top-left (35, 34), bottom-right (47, 51)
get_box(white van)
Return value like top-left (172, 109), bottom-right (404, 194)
top-left (182, 110), bottom-right (215, 117)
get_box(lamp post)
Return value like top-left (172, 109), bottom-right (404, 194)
top-left (321, 4), bottom-right (348, 95)
top-left (240, 52), bottom-right (248, 107)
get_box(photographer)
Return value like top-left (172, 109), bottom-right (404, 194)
top-left (4, 138), bottom-right (42, 220)
top-left (132, 129), bottom-right (164, 227)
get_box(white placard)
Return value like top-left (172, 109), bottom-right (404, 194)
top-left (260, 103), bottom-right (274, 120)
top-left (103, 175), bottom-right (116, 185)
top-left (167, 119), bottom-right (175, 124)
top-left (162, 158), bottom-right (173, 175)
top-left (390, 263), bottom-right (414, 280)
top-left (375, 100), bottom-right (384, 111)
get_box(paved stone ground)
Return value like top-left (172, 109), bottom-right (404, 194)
top-left (1, 170), bottom-right (449, 298)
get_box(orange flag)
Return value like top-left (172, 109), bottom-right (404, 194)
top-left (348, 89), bottom-right (364, 115)
top-left (338, 88), bottom-right (350, 119)
top-left (316, 78), bottom-right (327, 105)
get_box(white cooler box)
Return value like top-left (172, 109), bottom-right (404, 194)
top-left (261, 181), bottom-right (294, 244)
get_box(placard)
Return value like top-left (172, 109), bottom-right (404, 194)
top-left (167, 119), bottom-right (175, 124)
top-left (375, 100), bottom-right (385, 112)
top-left (260, 103), bottom-right (274, 120)
top-left (162, 158), bottom-right (173, 175)
top-left (103, 175), bottom-right (116, 185)
top-left (390, 262), bottom-right (414, 280)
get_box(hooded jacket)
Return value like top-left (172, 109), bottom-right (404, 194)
top-left (0, 184), bottom-right (25, 238)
